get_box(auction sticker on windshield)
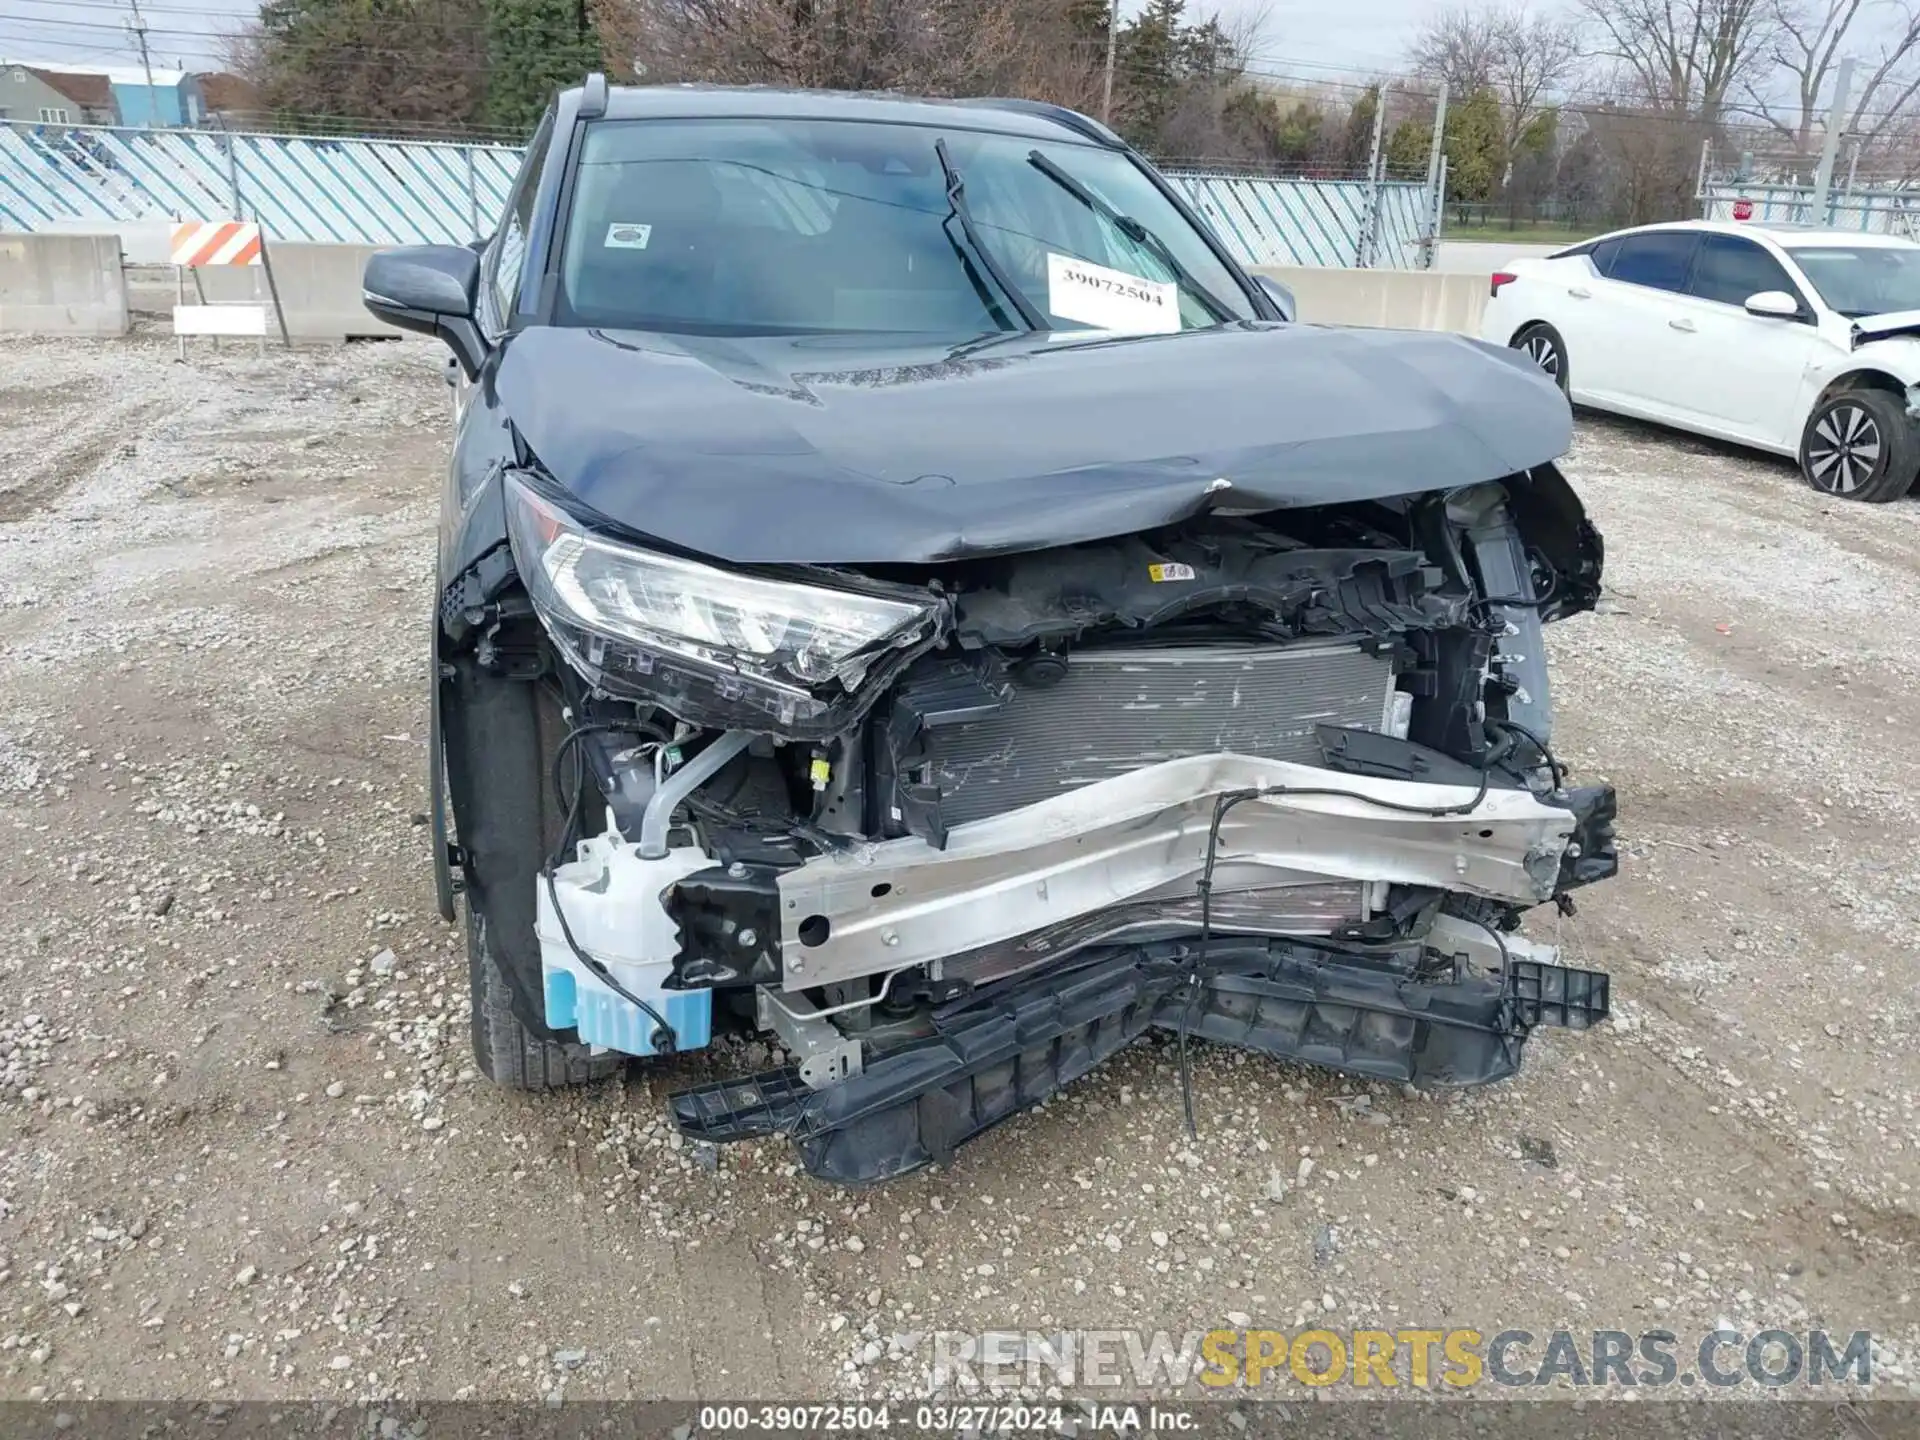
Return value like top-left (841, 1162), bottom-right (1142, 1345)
top-left (1047, 253), bottom-right (1179, 333)
top-left (604, 223), bottom-right (652, 249)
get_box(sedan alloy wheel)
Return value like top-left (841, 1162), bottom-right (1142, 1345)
top-left (1511, 323), bottom-right (1568, 393)
top-left (1805, 403), bottom-right (1882, 495)
top-left (1799, 388), bottom-right (1918, 503)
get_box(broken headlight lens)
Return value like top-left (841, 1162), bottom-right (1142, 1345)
top-left (504, 474), bottom-right (941, 734)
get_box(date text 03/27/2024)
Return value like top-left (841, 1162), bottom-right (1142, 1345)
top-left (694, 1404), bottom-right (1197, 1433)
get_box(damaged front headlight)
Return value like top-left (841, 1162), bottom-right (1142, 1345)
top-left (504, 474), bottom-right (942, 734)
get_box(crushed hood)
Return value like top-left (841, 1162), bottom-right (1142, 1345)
top-left (494, 322), bottom-right (1573, 565)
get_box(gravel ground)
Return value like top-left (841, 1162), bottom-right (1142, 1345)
top-left (0, 332), bottom-right (1915, 1411)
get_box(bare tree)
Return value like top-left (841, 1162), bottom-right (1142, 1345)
top-left (1409, 5), bottom-right (1580, 152)
top-left (1490, 9), bottom-right (1581, 148)
top-left (1576, 0), bottom-right (1774, 121)
top-left (607, 0), bottom-right (1090, 100)
top-left (1578, 92), bottom-right (1713, 220)
top-left (1850, 3), bottom-right (1920, 145)
top-left (1410, 7), bottom-right (1502, 94)
top-left (1747, 0), bottom-right (1920, 159)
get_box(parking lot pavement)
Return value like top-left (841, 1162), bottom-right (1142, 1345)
top-left (0, 334), bottom-right (1915, 1406)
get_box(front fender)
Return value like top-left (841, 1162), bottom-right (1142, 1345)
top-left (1788, 347), bottom-right (1920, 447)
top-left (438, 351), bottom-right (520, 589)
top-left (1810, 344), bottom-right (1920, 401)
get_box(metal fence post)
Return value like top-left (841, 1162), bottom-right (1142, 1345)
top-left (222, 128), bottom-right (242, 219)
top-left (1419, 83), bottom-right (1449, 271)
top-left (465, 147), bottom-right (480, 240)
top-left (1356, 83), bottom-right (1391, 267)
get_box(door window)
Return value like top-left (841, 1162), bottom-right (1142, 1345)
top-left (1688, 234), bottom-right (1800, 309)
top-left (1606, 232), bottom-right (1698, 292)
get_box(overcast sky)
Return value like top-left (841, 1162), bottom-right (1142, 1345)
top-left (1222, 0), bottom-right (1421, 73)
top-left (0, 0), bottom-right (1425, 77)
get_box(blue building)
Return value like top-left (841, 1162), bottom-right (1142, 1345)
top-left (26, 62), bottom-right (204, 127)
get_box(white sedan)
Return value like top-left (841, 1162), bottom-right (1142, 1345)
top-left (1480, 219), bottom-right (1920, 502)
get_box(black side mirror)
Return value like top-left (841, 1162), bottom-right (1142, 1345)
top-left (1254, 273), bottom-right (1296, 322)
top-left (364, 245), bottom-right (485, 378)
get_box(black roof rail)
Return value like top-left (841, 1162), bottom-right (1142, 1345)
top-left (969, 97), bottom-right (1123, 148)
top-left (579, 71), bottom-right (609, 118)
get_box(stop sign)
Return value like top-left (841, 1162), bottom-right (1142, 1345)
top-left (1733, 198), bottom-right (1755, 221)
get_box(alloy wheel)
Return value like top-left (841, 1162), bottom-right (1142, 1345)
top-left (1521, 332), bottom-right (1560, 378)
top-left (1806, 404), bottom-right (1883, 495)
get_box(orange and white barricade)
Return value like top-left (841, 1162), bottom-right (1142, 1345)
top-left (170, 220), bottom-right (287, 356)
top-left (171, 220), bottom-right (263, 269)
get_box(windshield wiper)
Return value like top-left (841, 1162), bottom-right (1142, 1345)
top-left (1026, 149), bottom-right (1236, 326)
top-left (935, 138), bottom-right (1046, 332)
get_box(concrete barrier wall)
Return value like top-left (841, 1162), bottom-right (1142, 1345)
top-left (192, 242), bottom-right (404, 341)
top-left (1254, 265), bottom-right (1490, 335)
top-left (0, 233), bottom-right (129, 336)
top-left (35, 218), bottom-right (177, 266)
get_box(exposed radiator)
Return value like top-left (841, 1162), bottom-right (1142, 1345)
top-left (927, 642), bottom-right (1400, 827)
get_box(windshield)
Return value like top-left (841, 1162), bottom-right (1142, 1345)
top-left (1788, 245), bottom-right (1920, 317)
top-left (555, 117), bottom-right (1256, 336)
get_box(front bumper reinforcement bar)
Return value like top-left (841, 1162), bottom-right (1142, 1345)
top-left (773, 753), bottom-right (1579, 991)
top-left (669, 938), bottom-right (1609, 1185)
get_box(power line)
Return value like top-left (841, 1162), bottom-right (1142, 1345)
top-left (0, 11), bottom-right (1781, 120)
top-left (0, 15), bottom-right (233, 40)
top-left (8, 0), bottom-right (1915, 134)
top-left (1, 0), bottom-right (245, 16)
top-left (6, 18), bottom-right (1912, 149)
top-left (0, 28), bottom-right (1423, 89)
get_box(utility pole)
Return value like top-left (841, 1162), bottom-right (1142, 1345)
top-left (1102, 0), bottom-right (1120, 124)
top-left (126, 0), bottom-right (161, 128)
top-left (1810, 55), bottom-right (1855, 226)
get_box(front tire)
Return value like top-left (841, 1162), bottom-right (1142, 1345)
top-left (468, 903), bottom-right (622, 1091)
top-left (1799, 389), bottom-right (1918, 502)
top-left (1511, 322), bottom-right (1568, 393)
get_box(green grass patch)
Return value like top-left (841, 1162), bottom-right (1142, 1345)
top-left (1443, 219), bottom-right (1596, 246)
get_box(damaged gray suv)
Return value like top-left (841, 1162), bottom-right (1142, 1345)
top-left (365, 78), bottom-right (1617, 1184)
